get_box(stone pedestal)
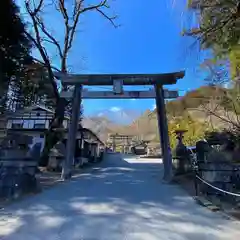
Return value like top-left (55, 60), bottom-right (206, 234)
top-left (48, 142), bottom-right (66, 171)
top-left (0, 147), bottom-right (39, 199)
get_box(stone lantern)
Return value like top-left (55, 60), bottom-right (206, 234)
top-left (175, 129), bottom-right (187, 146)
top-left (174, 129), bottom-right (188, 174)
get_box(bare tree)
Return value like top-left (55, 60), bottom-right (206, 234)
top-left (196, 62), bottom-right (240, 133)
top-left (24, 0), bottom-right (118, 165)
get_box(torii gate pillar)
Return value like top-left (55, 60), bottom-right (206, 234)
top-left (155, 84), bottom-right (173, 182)
top-left (61, 85), bottom-right (82, 180)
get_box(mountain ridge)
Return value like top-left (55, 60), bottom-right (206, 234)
top-left (82, 86), bottom-right (236, 143)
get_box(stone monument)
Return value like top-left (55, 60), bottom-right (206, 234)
top-left (174, 130), bottom-right (190, 174)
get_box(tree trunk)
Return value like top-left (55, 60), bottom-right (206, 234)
top-left (39, 98), bottom-right (68, 166)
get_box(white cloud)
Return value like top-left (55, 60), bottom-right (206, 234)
top-left (152, 104), bottom-right (156, 110)
top-left (110, 107), bottom-right (121, 112)
top-left (97, 112), bottom-right (104, 117)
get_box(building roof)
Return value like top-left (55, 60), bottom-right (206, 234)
top-left (74, 128), bottom-right (105, 145)
top-left (6, 104), bottom-right (54, 116)
top-left (25, 104), bottom-right (55, 113)
top-left (108, 133), bottom-right (135, 137)
top-left (4, 127), bottom-right (105, 146)
top-left (4, 105), bottom-right (104, 145)
top-left (7, 104), bottom-right (71, 120)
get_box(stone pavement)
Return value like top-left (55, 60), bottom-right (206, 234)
top-left (0, 154), bottom-right (240, 240)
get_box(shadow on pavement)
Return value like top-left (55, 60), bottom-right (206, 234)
top-left (0, 153), bottom-right (239, 240)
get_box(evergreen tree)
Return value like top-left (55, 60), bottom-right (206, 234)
top-left (0, 0), bottom-right (32, 111)
top-left (184, 0), bottom-right (240, 79)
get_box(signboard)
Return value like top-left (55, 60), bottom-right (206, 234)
top-left (129, 91), bottom-right (140, 98)
top-left (163, 90), bottom-right (179, 98)
top-left (113, 80), bottom-right (123, 94)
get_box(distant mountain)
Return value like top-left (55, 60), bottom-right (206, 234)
top-left (91, 108), bottom-right (141, 125)
top-left (130, 86), bottom-right (236, 142)
top-left (82, 109), bottom-right (143, 142)
top-left (82, 116), bottom-right (115, 141)
top-left (81, 115), bottom-right (131, 141)
top-left (156, 85), bottom-right (227, 117)
top-left (81, 86), bottom-right (234, 144)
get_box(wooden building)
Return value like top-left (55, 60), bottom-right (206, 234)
top-left (1, 105), bottom-right (105, 169)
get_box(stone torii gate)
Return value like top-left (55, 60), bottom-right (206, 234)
top-left (55, 72), bottom-right (185, 181)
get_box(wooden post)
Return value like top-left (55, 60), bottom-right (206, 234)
top-left (112, 134), bottom-right (116, 152)
top-left (61, 85), bottom-right (82, 180)
top-left (154, 84), bottom-right (173, 182)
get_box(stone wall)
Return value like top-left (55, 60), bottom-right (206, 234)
top-left (0, 136), bottom-right (40, 200)
top-left (196, 146), bottom-right (240, 204)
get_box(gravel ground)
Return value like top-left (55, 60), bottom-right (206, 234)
top-left (0, 154), bottom-right (240, 240)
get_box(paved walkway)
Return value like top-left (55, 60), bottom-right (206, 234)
top-left (0, 154), bottom-right (240, 240)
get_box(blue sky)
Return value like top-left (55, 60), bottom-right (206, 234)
top-left (19, 0), bottom-right (209, 116)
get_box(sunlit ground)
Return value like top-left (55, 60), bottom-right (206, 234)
top-left (0, 154), bottom-right (240, 240)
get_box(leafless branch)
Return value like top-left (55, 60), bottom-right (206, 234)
top-left (59, 0), bottom-right (69, 22)
top-left (96, 8), bottom-right (118, 27)
top-left (25, 0), bottom-right (60, 101)
top-left (199, 103), bottom-right (240, 129)
top-left (42, 37), bottom-right (56, 45)
top-left (25, 0), bottom-right (118, 104)
top-left (56, 0), bottom-right (118, 72)
top-left (80, 0), bottom-right (118, 27)
top-left (58, 0), bottom-right (71, 72)
top-left (30, 0), bottom-right (44, 16)
top-left (31, 57), bottom-right (61, 72)
top-left (227, 92), bottom-right (240, 125)
top-left (36, 18), bottom-right (63, 59)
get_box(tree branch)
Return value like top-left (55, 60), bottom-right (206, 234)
top-left (184, 15), bottom-right (233, 40)
top-left (67, 1), bottom-right (84, 52)
top-left (58, 0), bottom-right (70, 72)
top-left (199, 103), bottom-right (240, 129)
top-left (228, 92), bottom-right (240, 125)
top-left (96, 8), bottom-right (118, 27)
top-left (57, 0), bottom-right (118, 72)
top-left (30, 0), bottom-right (44, 16)
top-left (80, 0), bottom-right (118, 28)
top-left (36, 18), bottom-right (63, 59)
top-left (25, 1), bottom-right (60, 101)
top-left (31, 57), bottom-right (61, 72)
top-left (185, 0), bottom-right (239, 43)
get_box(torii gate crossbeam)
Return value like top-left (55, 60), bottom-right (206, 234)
top-left (60, 89), bottom-right (179, 99)
top-left (56, 71), bottom-right (185, 182)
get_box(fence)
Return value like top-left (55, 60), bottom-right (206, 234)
top-left (172, 146), bottom-right (240, 204)
top-left (194, 161), bottom-right (240, 204)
